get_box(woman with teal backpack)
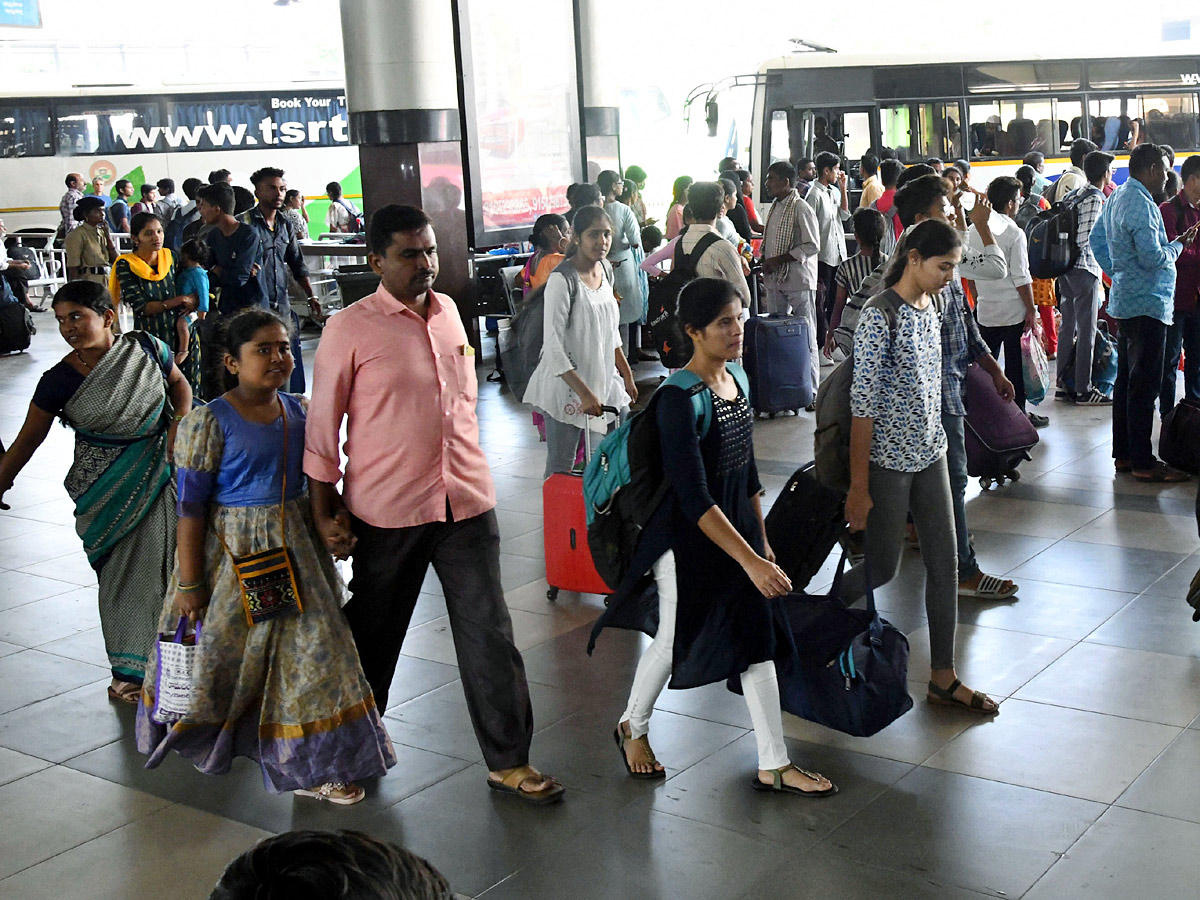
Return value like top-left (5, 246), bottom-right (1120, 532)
top-left (588, 277), bottom-right (837, 798)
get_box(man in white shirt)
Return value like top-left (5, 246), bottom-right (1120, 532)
top-left (966, 175), bottom-right (1044, 426)
top-left (678, 182), bottom-right (751, 309)
top-left (805, 151), bottom-right (851, 350)
top-left (760, 160), bottom-right (821, 392)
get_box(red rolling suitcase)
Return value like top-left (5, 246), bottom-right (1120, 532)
top-left (963, 362), bottom-right (1039, 489)
top-left (543, 426), bottom-right (611, 601)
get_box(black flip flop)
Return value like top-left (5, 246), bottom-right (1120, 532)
top-left (751, 764), bottom-right (837, 798)
top-left (613, 727), bottom-right (666, 780)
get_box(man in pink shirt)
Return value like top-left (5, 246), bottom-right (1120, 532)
top-left (304, 205), bottom-right (563, 805)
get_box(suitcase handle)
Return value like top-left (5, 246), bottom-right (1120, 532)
top-left (579, 406), bottom-right (621, 462)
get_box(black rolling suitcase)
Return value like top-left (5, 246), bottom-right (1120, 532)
top-left (764, 462), bottom-right (846, 592)
top-left (743, 314), bottom-right (813, 416)
top-left (0, 304), bottom-right (34, 354)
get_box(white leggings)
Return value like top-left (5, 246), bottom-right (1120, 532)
top-left (620, 551), bottom-right (790, 771)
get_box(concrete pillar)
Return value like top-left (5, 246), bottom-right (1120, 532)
top-left (576, 0), bottom-right (621, 180)
top-left (339, 0), bottom-right (470, 306)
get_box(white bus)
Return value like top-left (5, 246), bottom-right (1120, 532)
top-left (0, 84), bottom-right (361, 235)
top-left (751, 52), bottom-right (1200, 190)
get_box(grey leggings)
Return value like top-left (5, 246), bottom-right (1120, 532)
top-left (842, 455), bottom-right (959, 670)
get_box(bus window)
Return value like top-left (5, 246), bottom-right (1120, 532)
top-left (1053, 100), bottom-right (1082, 153)
top-left (0, 105), bottom-right (52, 158)
top-left (1088, 97), bottom-right (1137, 150)
top-left (969, 99), bottom-right (1064, 158)
top-left (769, 109), bottom-right (790, 164)
top-left (842, 111), bottom-right (872, 161)
top-left (1136, 94), bottom-right (1199, 150)
top-left (56, 100), bottom-right (163, 156)
top-left (879, 105), bottom-right (915, 160)
top-left (919, 102), bottom-right (958, 160)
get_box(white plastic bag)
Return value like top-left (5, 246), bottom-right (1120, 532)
top-left (1021, 326), bottom-right (1050, 406)
top-left (152, 616), bottom-right (201, 723)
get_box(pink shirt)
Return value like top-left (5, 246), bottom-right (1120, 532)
top-left (303, 286), bottom-right (496, 529)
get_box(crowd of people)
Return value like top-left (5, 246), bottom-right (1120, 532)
top-left (0, 141), bottom-right (1197, 863)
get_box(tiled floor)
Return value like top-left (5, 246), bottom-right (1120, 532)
top-left (1, 323), bottom-right (1199, 899)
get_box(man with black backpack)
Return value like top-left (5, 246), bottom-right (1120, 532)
top-left (1055, 150), bottom-right (1113, 405)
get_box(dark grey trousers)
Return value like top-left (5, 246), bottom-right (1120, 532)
top-left (344, 507), bottom-right (534, 771)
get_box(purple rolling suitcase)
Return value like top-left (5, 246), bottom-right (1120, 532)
top-left (743, 315), bottom-right (813, 417)
top-left (963, 362), bottom-right (1039, 489)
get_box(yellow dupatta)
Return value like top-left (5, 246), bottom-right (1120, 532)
top-left (108, 248), bottom-right (174, 305)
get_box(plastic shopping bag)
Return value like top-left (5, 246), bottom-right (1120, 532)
top-left (1021, 326), bottom-right (1050, 406)
top-left (152, 616), bottom-right (202, 724)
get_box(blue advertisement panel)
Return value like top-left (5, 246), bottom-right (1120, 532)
top-left (0, 0), bottom-right (40, 27)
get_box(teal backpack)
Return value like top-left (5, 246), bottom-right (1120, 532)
top-left (584, 363), bottom-right (751, 589)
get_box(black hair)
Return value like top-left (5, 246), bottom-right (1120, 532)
top-left (1022, 152), bottom-right (1044, 169)
top-left (894, 174), bottom-right (949, 228)
top-left (619, 180), bottom-right (639, 205)
top-left (878, 148), bottom-right (898, 161)
top-left (284, 189), bottom-right (302, 204)
top-left (157, 177), bottom-right (175, 194)
top-left (671, 175), bottom-right (693, 206)
top-left (860, 153), bottom-right (879, 177)
top-left (718, 157), bottom-right (739, 173)
top-left (51, 279), bottom-right (112, 314)
top-left (737, 169), bottom-right (752, 186)
top-left (529, 213), bottom-right (569, 250)
top-left (213, 308), bottom-right (292, 393)
top-left (883, 219), bottom-right (962, 288)
top-left (209, 830), bottom-right (452, 900)
top-left (1181, 155), bottom-right (1200, 183)
top-left (925, 157), bottom-right (943, 168)
top-left (233, 186), bottom-right (256, 215)
top-left (852, 207), bottom-right (886, 250)
top-left (326, 181), bottom-right (342, 198)
top-left (1014, 165), bottom-right (1035, 196)
top-left (1162, 144), bottom-right (1176, 166)
top-left (139, 183), bottom-right (156, 198)
top-left (1084, 150), bottom-right (1115, 185)
top-left (1129, 142), bottom-right (1165, 178)
top-left (182, 177), bottom-right (203, 200)
top-left (681, 203), bottom-right (693, 222)
top-left (986, 176), bottom-right (1022, 212)
top-left (717, 177), bottom-right (738, 197)
top-left (640, 224), bottom-right (663, 252)
top-left (796, 156), bottom-right (814, 172)
top-left (678, 277), bottom-right (740, 334)
top-left (1165, 169), bottom-right (1182, 201)
top-left (952, 159), bottom-right (970, 176)
top-left (880, 158), bottom-right (905, 188)
top-left (115, 178), bottom-right (131, 193)
top-left (180, 239), bottom-right (211, 267)
top-left (128, 210), bottom-right (163, 240)
top-left (895, 163), bottom-right (935, 190)
top-left (367, 204), bottom-right (432, 255)
top-left (767, 160), bottom-right (796, 184)
top-left (197, 182), bottom-right (235, 215)
top-left (569, 205), bottom-right (613, 243)
top-left (597, 170), bottom-right (623, 198)
top-left (570, 183), bottom-right (602, 209)
top-left (208, 168), bottom-right (231, 184)
top-left (815, 151), bottom-right (840, 177)
top-left (250, 167), bottom-right (285, 187)
top-left (623, 164), bottom-right (647, 184)
top-left (1069, 139), bottom-right (1097, 169)
top-left (65, 173), bottom-right (80, 188)
top-left (565, 183), bottom-right (581, 206)
top-left (687, 182), bottom-right (725, 221)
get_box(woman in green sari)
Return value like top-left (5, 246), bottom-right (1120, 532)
top-left (0, 281), bottom-right (192, 703)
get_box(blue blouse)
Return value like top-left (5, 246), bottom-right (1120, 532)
top-left (177, 392), bottom-right (307, 516)
top-left (176, 265), bottom-right (210, 313)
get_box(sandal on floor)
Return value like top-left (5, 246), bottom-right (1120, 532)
top-left (751, 763), bottom-right (837, 798)
top-left (294, 782), bottom-right (365, 806)
top-left (927, 679), bottom-right (999, 715)
top-left (613, 726), bottom-right (666, 780)
top-left (486, 766), bottom-right (565, 805)
top-left (107, 681), bottom-right (141, 705)
top-left (958, 573), bottom-right (1018, 601)
top-left (1132, 463), bottom-right (1191, 483)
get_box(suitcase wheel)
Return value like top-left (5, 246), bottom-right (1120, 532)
top-left (547, 586), bottom-right (559, 602)
top-left (980, 477), bottom-right (994, 491)
top-left (1008, 469), bottom-right (1021, 482)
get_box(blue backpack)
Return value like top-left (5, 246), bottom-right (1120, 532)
top-left (584, 363), bottom-right (751, 589)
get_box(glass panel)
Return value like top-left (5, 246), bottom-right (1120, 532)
top-left (769, 109), bottom-right (790, 164)
top-left (0, 104), bottom-right (52, 158)
top-left (1136, 93), bottom-right (1199, 151)
top-left (1087, 97), bottom-right (1136, 150)
top-left (1054, 100), bottom-right (1084, 152)
top-left (880, 105), bottom-right (915, 161)
top-left (968, 99), bottom-right (1069, 158)
top-left (965, 62), bottom-right (1081, 94)
top-left (1088, 58), bottom-right (1200, 91)
top-left (842, 111), bottom-right (872, 161)
top-left (874, 65), bottom-right (964, 99)
top-left (55, 99), bottom-right (163, 155)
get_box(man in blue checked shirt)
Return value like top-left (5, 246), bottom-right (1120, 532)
top-left (1091, 143), bottom-right (1200, 482)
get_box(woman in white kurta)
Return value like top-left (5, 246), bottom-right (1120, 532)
top-left (523, 205), bottom-right (638, 477)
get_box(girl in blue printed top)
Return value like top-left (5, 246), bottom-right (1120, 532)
top-left (843, 219), bottom-right (998, 716)
top-left (591, 277), bottom-right (837, 798)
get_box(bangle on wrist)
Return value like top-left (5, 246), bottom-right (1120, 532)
top-left (178, 581), bottom-right (204, 593)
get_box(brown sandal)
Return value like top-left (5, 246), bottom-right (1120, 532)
top-left (107, 681), bottom-right (141, 705)
top-left (927, 679), bottom-right (999, 715)
top-left (614, 725), bottom-right (666, 780)
top-left (486, 765), bottom-right (565, 805)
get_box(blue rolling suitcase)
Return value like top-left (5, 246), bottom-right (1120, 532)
top-left (743, 314), bottom-right (813, 416)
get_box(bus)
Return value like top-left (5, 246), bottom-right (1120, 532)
top-left (0, 84), bottom-right (361, 234)
top-left (750, 52), bottom-right (1200, 190)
